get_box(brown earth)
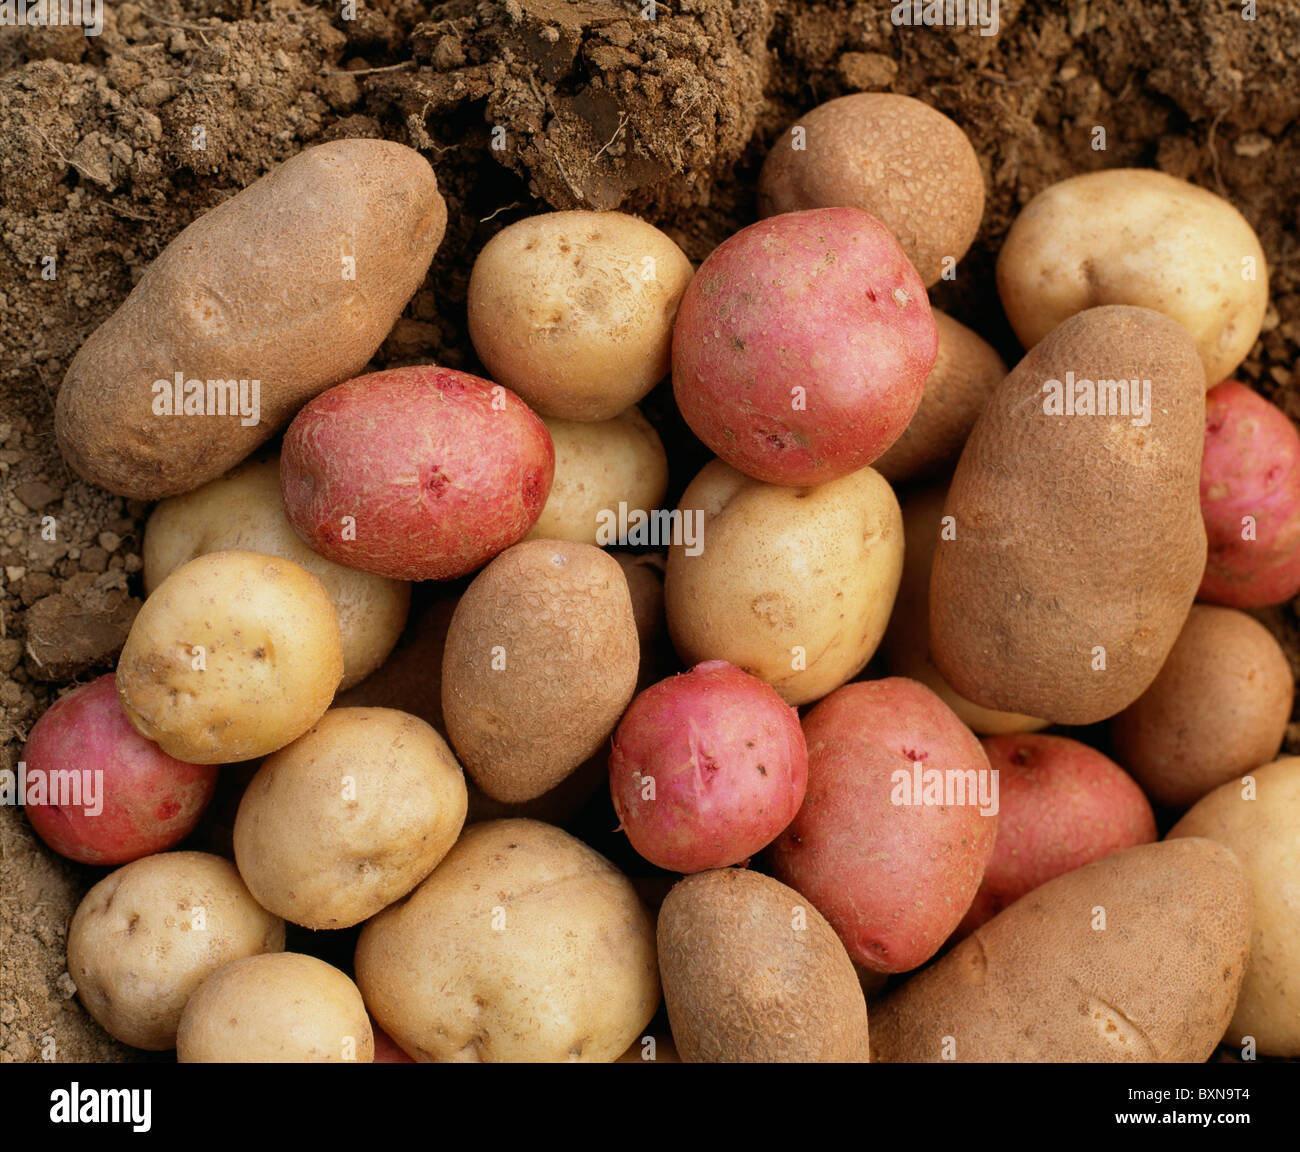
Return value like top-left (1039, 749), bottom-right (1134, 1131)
top-left (1, 0), bottom-right (1297, 1063)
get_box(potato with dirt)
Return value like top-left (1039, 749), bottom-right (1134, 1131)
top-left (467, 210), bottom-right (694, 421)
top-left (144, 456), bottom-right (409, 691)
top-left (55, 139), bottom-right (447, 500)
top-left (67, 851), bottom-right (285, 1051)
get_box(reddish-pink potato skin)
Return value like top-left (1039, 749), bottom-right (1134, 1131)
top-left (769, 677), bottom-right (996, 974)
top-left (280, 366), bottom-right (554, 581)
top-left (955, 733), bottom-right (1157, 937)
top-left (1199, 379), bottom-right (1300, 607)
top-left (671, 207), bottom-right (937, 486)
top-left (609, 660), bottom-right (807, 873)
top-left (21, 675), bottom-right (218, 865)
top-left (371, 1019), bottom-right (416, 1063)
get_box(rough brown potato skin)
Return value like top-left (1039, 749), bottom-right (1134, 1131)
top-left (930, 306), bottom-right (1207, 724)
top-left (56, 139), bottom-right (447, 499)
top-left (658, 868), bottom-right (871, 1063)
top-left (870, 839), bottom-right (1251, 1062)
top-left (1111, 606), bottom-right (1294, 808)
top-left (441, 540), bottom-right (638, 803)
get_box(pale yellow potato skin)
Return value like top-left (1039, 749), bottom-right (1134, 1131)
top-left (1169, 757), bottom-right (1300, 1057)
top-left (525, 408), bottom-right (669, 545)
top-left (116, 550), bottom-right (344, 763)
top-left (997, 169), bottom-right (1266, 386)
top-left (56, 139), bottom-right (447, 499)
top-left (144, 457), bottom-right (409, 691)
top-left (178, 952), bottom-right (373, 1063)
top-left (467, 210), bottom-right (694, 420)
top-left (233, 708), bottom-right (468, 930)
top-left (67, 852), bottom-right (285, 1051)
top-left (881, 484), bottom-right (1046, 736)
top-left (355, 819), bottom-right (660, 1062)
top-left (664, 460), bottom-right (903, 706)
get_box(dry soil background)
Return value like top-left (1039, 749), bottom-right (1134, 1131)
top-left (0, 0), bottom-right (1297, 1062)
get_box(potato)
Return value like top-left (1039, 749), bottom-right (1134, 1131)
top-left (233, 708), bottom-right (468, 930)
top-left (881, 484), bottom-right (1046, 736)
top-left (280, 366), bottom-right (554, 582)
top-left (615, 550), bottom-right (671, 690)
top-left (442, 540), bottom-right (638, 802)
top-left (609, 660), bottom-right (808, 873)
top-left (657, 868), bottom-right (870, 1062)
top-left (116, 550), bottom-right (343, 763)
top-left (144, 456), bottom-right (409, 691)
top-left (525, 408), bottom-right (669, 546)
top-left (931, 306), bottom-right (1207, 724)
top-left (67, 851), bottom-right (285, 1050)
top-left (1169, 757), bottom-right (1300, 1057)
top-left (467, 210), bottom-right (693, 421)
top-left (1198, 379), bottom-right (1300, 607)
top-left (20, 673), bottom-right (217, 866)
top-left (178, 952), bottom-right (373, 1063)
top-left (997, 168), bottom-right (1266, 387)
top-left (672, 208), bottom-right (936, 486)
top-left (872, 310), bottom-right (1008, 484)
top-left (665, 459), bottom-right (903, 706)
top-left (770, 678), bottom-right (998, 973)
top-left (1111, 605), bottom-right (1293, 808)
top-left (355, 819), bottom-right (659, 1062)
top-left (758, 93), bottom-right (985, 286)
top-left (55, 139), bottom-right (446, 500)
top-left (871, 839), bottom-right (1252, 1062)
top-left (957, 734), bottom-right (1156, 935)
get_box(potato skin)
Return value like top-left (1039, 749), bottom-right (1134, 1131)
top-left (178, 953), bottom-right (373, 1063)
top-left (873, 310), bottom-right (1008, 484)
top-left (442, 541), bottom-right (639, 802)
top-left (1111, 605), bottom-right (1293, 808)
top-left (758, 93), bottom-right (985, 286)
top-left (1169, 758), bottom-right (1300, 1057)
top-left (657, 868), bottom-right (870, 1062)
top-left (525, 408), bottom-right (669, 546)
top-left (665, 460), bottom-right (903, 706)
top-left (56, 139), bottom-right (446, 499)
top-left (144, 456), bottom-right (409, 691)
top-left (233, 708), bottom-right (468, 930)
top-left (1198, 380), bottom-right (1300, 607)
top-left (881, 484), bottom-right (1045, 736)
top-left (67, 851), bottom-right (285, 1050)
top-left (770, 678), bottom-right (998, 973)
top-left (116, 550), bottom-right (343, 763)
top-left (871, 839), bottom-right (1252, 1062)
top-left (957, 734), bottom-right (1156, 936)
top-left (997, 168), bottom-right (1266, 386)
top-left (930, 306), bottom-right (1207, 724)
top-left (280, 366), bottom-right (554, 582)
top-left (354, 819), bottom-right (660, 1062)
top-left (671, 207), bottom-right (937, 486)
top-left (467, 210), bottom-right (693, 421)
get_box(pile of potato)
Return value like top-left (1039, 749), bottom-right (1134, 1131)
top-left (23, 93), bottom-right (1300, 1062)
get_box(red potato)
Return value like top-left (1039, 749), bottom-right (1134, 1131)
top-left (769, 677), bottom-right (997, 973)
top-left (1198, 379), bottom-right (1300, 607)
top-left (609, 660), bottom-right (807, 873)
top-left (280, 366), bottom-right (553, 581)
top-left (21, 674), bottom-right (217, 866)
top-left (956, 733), bottom-right (1157, 936)
top-left (671, 207), bottom-right (937, 486)
top-left (371, 1020), bottom-right (416, 1063)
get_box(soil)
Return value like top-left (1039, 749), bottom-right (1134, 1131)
top-left (2, 0), bottom-right (1298, 1063)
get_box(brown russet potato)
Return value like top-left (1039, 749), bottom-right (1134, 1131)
top-left (657, 868), bottom-right (870, 1062)
top-left (871, 838), bottom-right (1252, 1062)
top-left (1169, 757), bottom-right (1300, 1057)
top-left (56, 139), bottom-right (446, 500)
top-left (1111, 605), bottom-right (1293, 808)
top-left (441, 540), bottom-right (639, 802)
top-left (930, 306), bottom-right (1207, 724)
